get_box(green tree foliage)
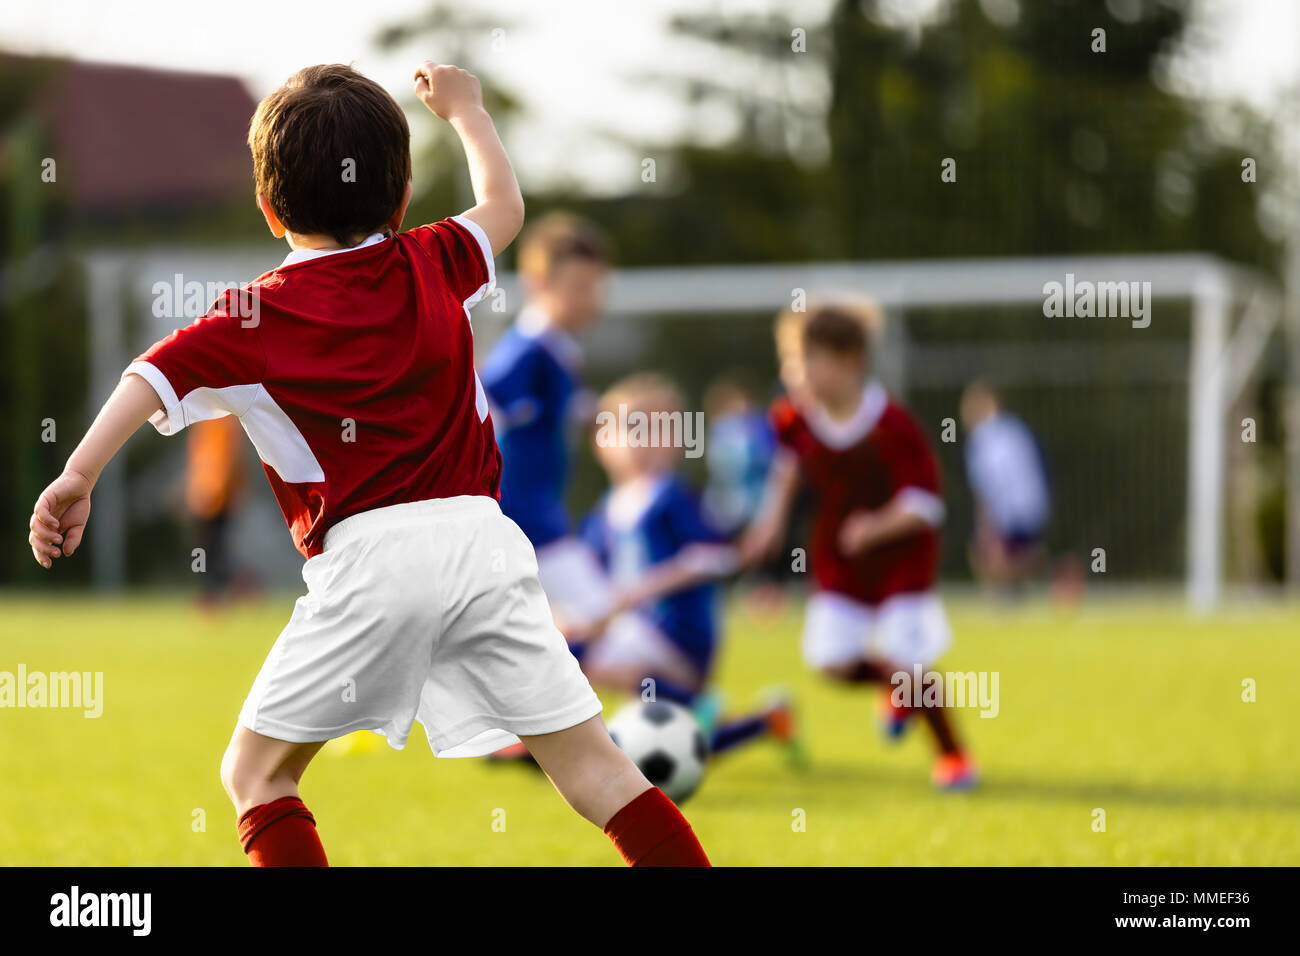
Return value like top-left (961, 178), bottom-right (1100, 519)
top-left (827, 0), bottom-right (1276, 266)
top-left (626, 0), bottom-right (1277, 268)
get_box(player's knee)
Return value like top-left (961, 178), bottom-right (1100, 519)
top-left (551, 732), bottom-right (645, 824)
top-left (219, 739), bottom-right (277, 809)
top-left (564, 730), bottom-right (623, 784)
top-left (218, 743), bottom-right (243, 804)
top-left (574, 749), bottom-right (648, 825)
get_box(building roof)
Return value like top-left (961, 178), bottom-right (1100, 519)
top-left (5, 53), bottom-right (257, 212)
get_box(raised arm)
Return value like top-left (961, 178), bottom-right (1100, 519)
top-left (736, 449), bottom-right (801, 568)
top-left (28, 373), bottom-right (163, 568)
top-left (414, 61), bottom-right (525, 256)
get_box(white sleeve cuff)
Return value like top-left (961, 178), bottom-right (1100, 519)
top-left (895, 487), bottom-right (946, 527)
top-left (451, 214), bottom-right (497, 308)
top-left (123, 361), bottom-right (183, 436)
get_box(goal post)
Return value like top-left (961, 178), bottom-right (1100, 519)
top-left (82, 247), bottom-right (1284, 608)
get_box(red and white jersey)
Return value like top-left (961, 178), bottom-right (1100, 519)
top-left (125, 216), bottom-right (501, 558)
top-left (772, 381), bottom-right (945, 606)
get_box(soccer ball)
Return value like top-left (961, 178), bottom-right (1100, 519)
top-left (608, 700), bottom-right (709, 804)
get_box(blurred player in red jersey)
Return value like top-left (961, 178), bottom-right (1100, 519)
top-left (26, 62), bottom-right (708, 866)
top-left (741, 302), bottom-right (977, 789)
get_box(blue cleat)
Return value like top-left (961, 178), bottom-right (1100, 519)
top-left (877, 692), bottom-right (913, 742)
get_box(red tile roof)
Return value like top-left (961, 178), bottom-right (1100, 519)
top-left (6, 53), bottom-right (257, 211)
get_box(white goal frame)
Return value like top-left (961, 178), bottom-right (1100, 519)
top-left (83, 248), bottom-right (1285, 609)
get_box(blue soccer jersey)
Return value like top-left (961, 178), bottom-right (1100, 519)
top-left (579, 474), bottom-right (725, 675)
top-left (479, 309), bottom-right (584, 548)
top-left (702, 409), bottom-right (777, 534)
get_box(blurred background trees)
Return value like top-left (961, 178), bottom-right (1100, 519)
top-left (1, 0), bottom-right (1290, 585)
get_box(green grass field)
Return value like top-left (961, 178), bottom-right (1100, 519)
top-left (2, 592), bottom-right (1297, 865)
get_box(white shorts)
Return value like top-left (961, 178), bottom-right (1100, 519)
top-left (535, 536), bottom-right (615, 627)
top-left (802, 590), bottom-right (952, 671)
top-left (237, 496), bottom-right (603, 758)
top-left (582, 611), bottom-right (703, 691)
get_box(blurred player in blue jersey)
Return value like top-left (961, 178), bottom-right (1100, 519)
top-left (701, 374), bottom-right (789, 615)
top-left (701, 375), bottom-right (777, 536)
top-left (479, 213), bottom-right (617, 634)
top-left (570, 374), bottom-right (801, 762)
top-left (960, 380), bottom-right (1051, 596)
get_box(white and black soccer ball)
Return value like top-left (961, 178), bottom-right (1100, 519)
top-left (607, 700), bottom-right (709, 804)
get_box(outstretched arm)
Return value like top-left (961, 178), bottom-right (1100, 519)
top-left (570, 456), bottom-right (800, 643)
top-left (563, 542), bottom-right (739, 645)
top-left (414, 61), bottom-right (525, 256)
top-left (616, 543), bottom-right (739, 611)
top-left (736, 450), bottom-right (800, 568)
top-left (838, 499), bottom-right (929, 556)
top-left (28, 373), bottom-right (163, 568)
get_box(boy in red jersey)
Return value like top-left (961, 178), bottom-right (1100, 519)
top-left (25, 62), bottom-right (708, 866)
top-left (741, 303), bottom-right (976, 789)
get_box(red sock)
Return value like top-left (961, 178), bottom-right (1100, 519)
top-left (919, 705), bottom-right (962, 755)
top-left (237, 796), bottom-right (328, 867)
top-left (603, 787), bottom-right (711, 867)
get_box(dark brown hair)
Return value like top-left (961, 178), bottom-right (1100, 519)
top-left (248, 64), bottom-right (411, 246)
top-left (517, 212), bottom-right (611, 280)
top-left (802, 304), bottom-right (870, 359)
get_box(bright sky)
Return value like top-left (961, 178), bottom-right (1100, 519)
top-left (6, 0), bottom-right (1297, 194)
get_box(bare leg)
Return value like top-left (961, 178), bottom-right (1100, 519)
top-left (520, 714), bottom-right (652, 828)
top-left (220, 724), bottom-right (327, 816)
top-left (819, 658), bottom-right (963, 756)
top-left (219, 725), bottom-right (330, 865)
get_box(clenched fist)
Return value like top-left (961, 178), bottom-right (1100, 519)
top-left (413, 61), bottom-right (482, 122)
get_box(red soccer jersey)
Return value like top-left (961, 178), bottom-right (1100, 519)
top-left (772, 382), bottom-right (944, 605)
top-left (126, 216), bottom-right (501, 558)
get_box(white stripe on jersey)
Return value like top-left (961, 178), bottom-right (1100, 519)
top-left (125, 360), bottom-right (325, 483)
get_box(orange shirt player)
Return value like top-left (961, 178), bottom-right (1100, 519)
top-left (186, 416), bottom-right (246, 604)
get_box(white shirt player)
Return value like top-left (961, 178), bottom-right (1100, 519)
top-left (965, 412), bottom-right (1050, 536)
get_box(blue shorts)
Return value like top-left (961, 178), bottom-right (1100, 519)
top-left (1000, 528), bottom-right (1043, 555)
